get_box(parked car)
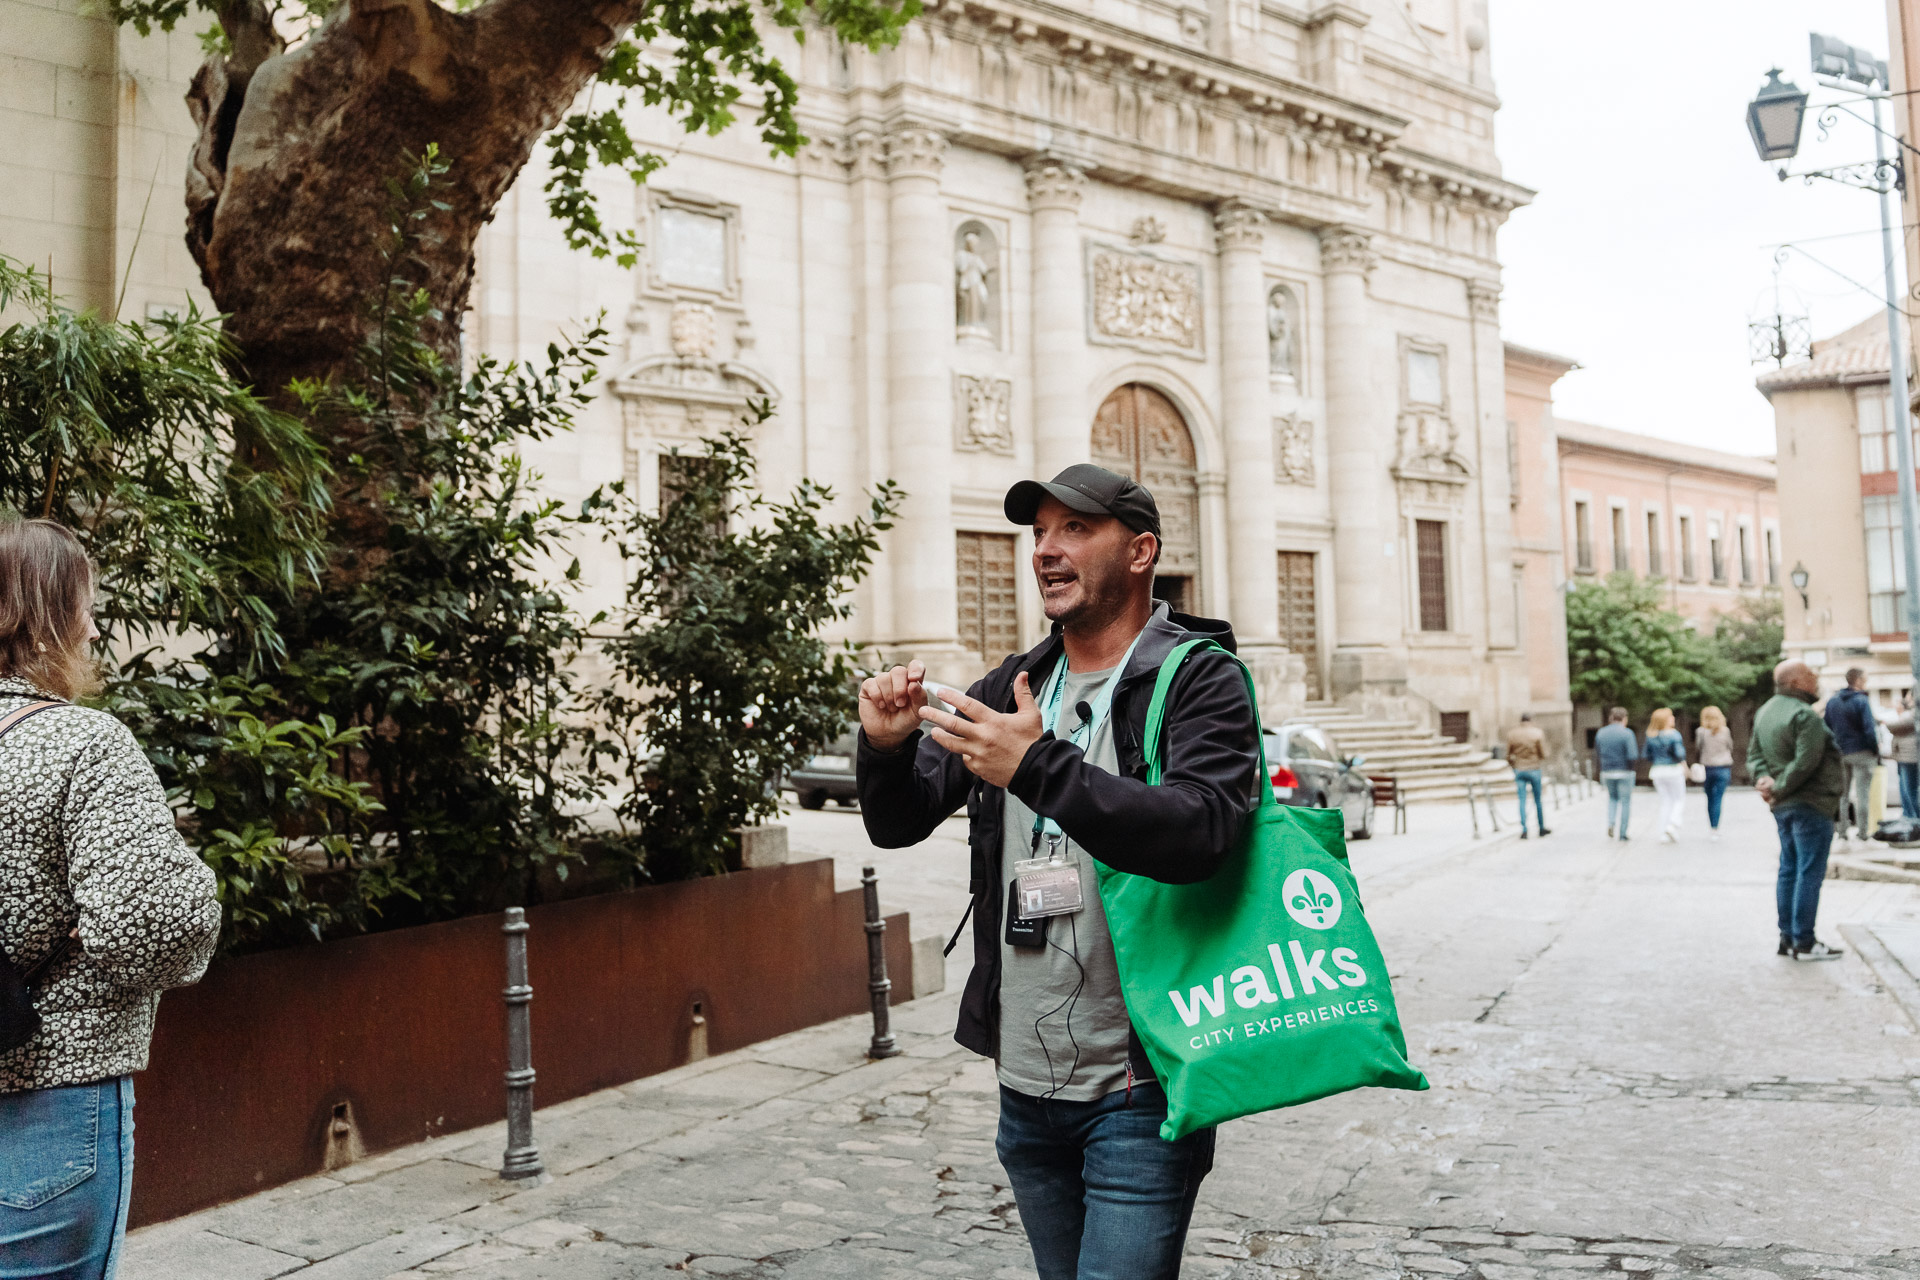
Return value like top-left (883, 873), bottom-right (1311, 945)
top-left (787, 729), bottom-right (861, 809)
top-left (1263, 722), bottom-right (1375, 840)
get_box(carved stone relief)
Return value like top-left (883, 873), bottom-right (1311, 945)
top-left (953, 375), bottom-right (1013, 454)
top-left (1274, 415), bottom-right (1314, 485)
top-left (1087, 246), bottom-right (1203, 356)
top-left (669, 301), bottom-right (717, 359)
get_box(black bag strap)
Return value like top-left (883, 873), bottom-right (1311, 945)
top-left (0, 699), bottom-right (76, 988)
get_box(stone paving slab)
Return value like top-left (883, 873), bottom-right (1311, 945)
top-left (124, 790), bottom-right (1920, 1279)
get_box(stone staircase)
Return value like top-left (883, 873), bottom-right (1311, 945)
top-left (1288, 701), bottom-right (1512, 804)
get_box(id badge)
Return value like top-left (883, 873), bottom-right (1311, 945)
top-left (1012, 856), bottom-right (1084, 920)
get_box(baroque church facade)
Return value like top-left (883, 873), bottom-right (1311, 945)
top-left (2, 0), bottom-right (1536, 736)
top-left (486, 0), bottom-right (1535, 732)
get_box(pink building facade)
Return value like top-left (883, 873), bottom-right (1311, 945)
top-left (1556, 422), bottom-right (1780, 627)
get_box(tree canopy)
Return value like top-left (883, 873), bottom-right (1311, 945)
top-left (1564, 574), bottom-right (1768, 717)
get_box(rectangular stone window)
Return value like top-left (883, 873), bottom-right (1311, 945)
top-left (1415, 519), bottom-right (1449, 632)
top-left (1766, 528), bottom-right (1780, 586)
top-left (956, 532), bottom-right (1020, 663)
top-left (1738, 524), bottom-right (1754, 585)
top-left (1645, 511), bottom-right (1662, 577)
top-left (1573, 501), bottom-right (1594, 573)
top-left (1709, 518), bottom-right (1725, 583)
top-left (1610, 506), bottom-right (1630, 573)
top-left (1679, 515), bottom-right (1696, 581)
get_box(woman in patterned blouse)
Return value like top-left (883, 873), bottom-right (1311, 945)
top-left (0, 518), bottom-right (220, 1278)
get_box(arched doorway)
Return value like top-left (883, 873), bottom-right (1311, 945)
top-left (1091, 383), bottom-right (1201, 613)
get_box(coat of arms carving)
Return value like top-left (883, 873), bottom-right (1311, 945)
top-left (953, 375), bottom-right (1013, 454)
top-left (1274, 415), bottom-right (1314, 485)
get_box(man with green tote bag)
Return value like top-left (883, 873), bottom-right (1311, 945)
top-left (859, 464), bottom-right (1265, 1280)
top-left (864, 468), bottom-right (1420, 1280)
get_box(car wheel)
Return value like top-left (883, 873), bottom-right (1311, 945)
top-left (799, 790), bottom-right (828, 810)
top-left (835, 796), bottom-right (856, 808)
top-left (1350, 805), bottom-right (1373, 841)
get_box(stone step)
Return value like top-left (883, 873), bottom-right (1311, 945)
top-left (1286, 702), bottom-right (1511, 804)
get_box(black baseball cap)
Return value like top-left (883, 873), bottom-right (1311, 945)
top-left (1004, 463), bottom-right (1161, 539)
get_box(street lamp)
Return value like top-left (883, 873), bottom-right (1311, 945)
top-left (1790, 561), bottom-right (1810, 609)
top-left (1749, 33), bottom-right (1920, 698)
top-left (1747, 70), bottom-right (1808, 162)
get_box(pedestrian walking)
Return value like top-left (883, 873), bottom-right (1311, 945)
top-left (1694, 705), bottom-right (1734, 840)
top-left (1750, 659), bottom-right (1847, 961)
top-left (0, 519), bottom-right (221, 1278)
top-left (1595, 707), bottom-right (1638, 840)
top-left (1888, 693), bottom-right (1919, 820)
top-left (1824, 667), bottom-right (1879, 843)
top-left (1645, 708), bottom-right (1687, 844)
top-left (1506, 711), bottom-right (1550, 839)
top-left (856, 464), bottom-right (1261, 1280)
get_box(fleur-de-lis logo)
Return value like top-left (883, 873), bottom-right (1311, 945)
top-left (1281, 868), bottom-right (1343, 931)
top-left (1290, 887), bottom-right (1335, 925)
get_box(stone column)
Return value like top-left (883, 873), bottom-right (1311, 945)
top-left (1026, 155), bottom-right (1087, 481)
top-left (882, 126), bottom-right (965, 672)
top-left (1467, 278), bottom-right (1517, 650)
top-left (1215, 202), bottom-right (1280, 643)
top-left (1215, 203), bottom-right (1304, 717)
top-left (1321, 225), bottom-right (1405, 695)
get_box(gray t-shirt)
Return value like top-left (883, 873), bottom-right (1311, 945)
top-left (997, 662), bottom-right (1143, 1102)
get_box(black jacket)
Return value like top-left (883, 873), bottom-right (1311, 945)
top-left (856, 604), bottom-right (1261, 1058)
top-left (1824, 687), bottom-right (1879, 757)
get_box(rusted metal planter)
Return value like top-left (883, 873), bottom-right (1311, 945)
top-left (130, 858), bottom-right (911, 1227)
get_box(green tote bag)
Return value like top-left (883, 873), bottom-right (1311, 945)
top-left (1094, 639), bottom-right (1428, 1140)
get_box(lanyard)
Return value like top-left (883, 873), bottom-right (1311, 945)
top-left (1030, 628), bottom-right (1147, 852)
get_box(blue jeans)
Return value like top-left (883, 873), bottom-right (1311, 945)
top-left (1900, 761), bottom-right (1919, 819)
top-left (0, 1077), bottom-right (133, 1280)
top-left (1774, 806), bottom-right (1835, 949)
top-left (996, 1082), bottom-right (1213, 1280)
top-left (1703, 766), bottom-right (1732, 829)
top-left (1603, 772), bottom-right (1634, 838)
top-left (1513, 770), bottom-right (1544, 833)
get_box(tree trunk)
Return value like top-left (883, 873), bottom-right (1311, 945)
top-left (186, 0), bottom-right (638, 408)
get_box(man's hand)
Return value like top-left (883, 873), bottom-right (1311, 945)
top-left (917, 673), bottom-right (1044, 788)
top-left (859, 662), bottom-right (928, 752)
top-left (1756, 775), bottom-right (1776, 806)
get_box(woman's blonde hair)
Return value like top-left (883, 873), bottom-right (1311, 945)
top-left (0, 518), bottom-right (100, 700)
top-left (1648, 707), bottom-right (1674, 734)
top-left (1699, 705), bottom-right (1726, 733)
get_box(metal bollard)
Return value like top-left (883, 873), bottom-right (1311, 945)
top-left (1481, 779), bottom-right (1502, 832)
top-left (500, 908), bottom-right (547, 1183)
top-left (1466, 780), bottom-right (1482, 838)
top-left (862, 866), bottom-right (901, 1059)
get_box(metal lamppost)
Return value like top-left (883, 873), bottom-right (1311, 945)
top-left (1749, 35), bottom-right (1920, 692)
top-left (1790, 561), bottom-right (1811, 611)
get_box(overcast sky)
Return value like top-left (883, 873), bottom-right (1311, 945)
top-left (1488, 0), bottom-right (1903, 457)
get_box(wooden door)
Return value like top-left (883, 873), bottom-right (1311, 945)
top-left (956, 532), bottom-right (1020, 664)
top-left (1091, 384), bottom-right (1201, 592)
top-left (1276, 551), bottom-right (1321, 699)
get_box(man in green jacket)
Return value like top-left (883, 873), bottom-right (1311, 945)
top-left (1748, 659), bottom-right (1846, 961)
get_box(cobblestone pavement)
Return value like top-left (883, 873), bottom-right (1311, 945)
top-left (126, 789), bottom-right (1920, 1279)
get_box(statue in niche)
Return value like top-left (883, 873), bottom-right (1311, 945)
top-left (1267, 286), bottom-right (1297, 378)
top-left (954, 227), bottom-right (996, 340)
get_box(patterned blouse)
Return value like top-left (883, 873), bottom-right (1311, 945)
top-left (0, 675), bottom-right (220, 1092)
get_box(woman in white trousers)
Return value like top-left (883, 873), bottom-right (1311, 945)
top-left (1645, 707), bottom-right (1688, 843)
